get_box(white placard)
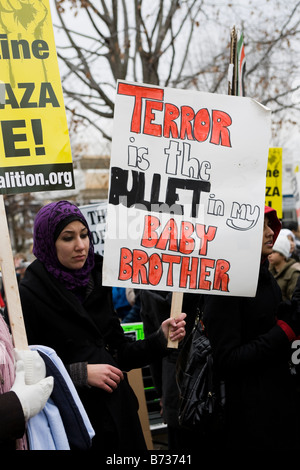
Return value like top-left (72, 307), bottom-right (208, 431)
top-left (80, 202), bottom-right (107, 256)
top-left (103, 81), bottom-right (271, 297)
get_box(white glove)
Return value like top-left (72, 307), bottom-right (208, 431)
top-left (14, 349), bottom-right (46, 384)
top-left (11, 360), bottom-right (54, 421)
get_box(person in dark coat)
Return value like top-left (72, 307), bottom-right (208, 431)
top-left (202, 206), bottom-right (300, 450)
top-left (140, 290), bottom-right (199, 450)
top-left (19, 200), bottom-right (186, 451)
top-left (0, 391), bottom-right (26, 449)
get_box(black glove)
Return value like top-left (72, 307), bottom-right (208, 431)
top-left (277, 300), bottom-right (300, 336)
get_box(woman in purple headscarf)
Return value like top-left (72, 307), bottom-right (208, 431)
top-left (19, 200), bottom-right (186, 451)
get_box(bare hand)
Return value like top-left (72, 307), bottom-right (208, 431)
top-left (161, 312), bottom-right (187, 342)
top-left (87, 364), bottom-right (124, 393)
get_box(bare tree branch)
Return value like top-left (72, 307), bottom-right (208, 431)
top-left (53, 0), bottom-right (300, 144)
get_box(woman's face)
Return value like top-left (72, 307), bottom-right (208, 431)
top-left (55, 220), bottom-right (90, 270)
top-left (261, 215), bottom-right (275, 258)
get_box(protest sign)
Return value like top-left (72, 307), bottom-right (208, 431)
top-left (0, 0), bottom-right (74, 195)
top-left (265, 148), bottom-right (282, 218)
top-left (103, 80), bottom-right (271, 298)
top-left (0, 0), bottom-right (74, 348)
top-left (80, 202), bottom-right (107, 256)
top-left (293, 169), bottom-right (300, 224)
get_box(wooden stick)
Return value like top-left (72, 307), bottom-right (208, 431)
top-left (0, 195), bottom-right (28, 349)
top-left (167, 291), bottom-right (184, 349)
top-left (228, 26), bottom-right (237, 95)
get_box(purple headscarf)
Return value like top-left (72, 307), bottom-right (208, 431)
top-left (33, 200), bottom-right (95, 290)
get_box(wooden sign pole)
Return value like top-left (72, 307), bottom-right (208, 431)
top-left (168, 26), bottom-right (241, 349)
top-left (0, 195), bottom-right (28, 349)
top-left (167, 291), bottom-right (183, 349)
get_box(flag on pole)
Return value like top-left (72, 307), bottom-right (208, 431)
top-left (228, 27), bottom-right (237, 95)
top-left (236, 30), bottom-right (246, 96)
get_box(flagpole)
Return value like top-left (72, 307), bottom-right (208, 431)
top-left (228, 26), bottom-right (246, 98)
top-left (236, 30), bottom-right (246, 96)
top-left (228, 26), bottom-right (237, 96)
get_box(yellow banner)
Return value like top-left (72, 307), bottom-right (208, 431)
top-left (265, 148), bottom-right (282, 218)
top-left (0, 0), bottom-right (74, 194)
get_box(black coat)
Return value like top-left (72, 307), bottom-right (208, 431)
top-left (19, 254), bottom-right (168, 451)
top-left (203, 261), bottom-right (300, 450)
top-left (140, 290), bottom-right (200, 450)
top-left (140, 290), bottom-right (199, 426)
top-left (0, 391), bottom-right (25, 450)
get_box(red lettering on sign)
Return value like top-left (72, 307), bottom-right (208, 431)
top-left (117, 82), bottom-right (164, 134)
top-left (117, 82), bottom-right (232, 147)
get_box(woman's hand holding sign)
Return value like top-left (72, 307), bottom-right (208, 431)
top-left (161, 312), bottom-right (187, 343)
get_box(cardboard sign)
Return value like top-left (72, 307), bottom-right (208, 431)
top-left (79, 202), bottom-right (107, 256)
top-left (102, 81), bottom-right (271, 297)
top-left (265, 148), bottom-right (282, 218)
top-left (0, 1), bottom-right (74, 349)
top-left (0, 0), bottom-right (74, 194)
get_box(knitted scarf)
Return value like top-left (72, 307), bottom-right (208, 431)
top-left (0, 314), bottom-right (15, 395)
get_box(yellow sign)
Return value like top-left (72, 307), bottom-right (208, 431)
top-left (0, 0), bottom-right (74, 194)
top-left (265, 148), bottom-right (282, 218)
